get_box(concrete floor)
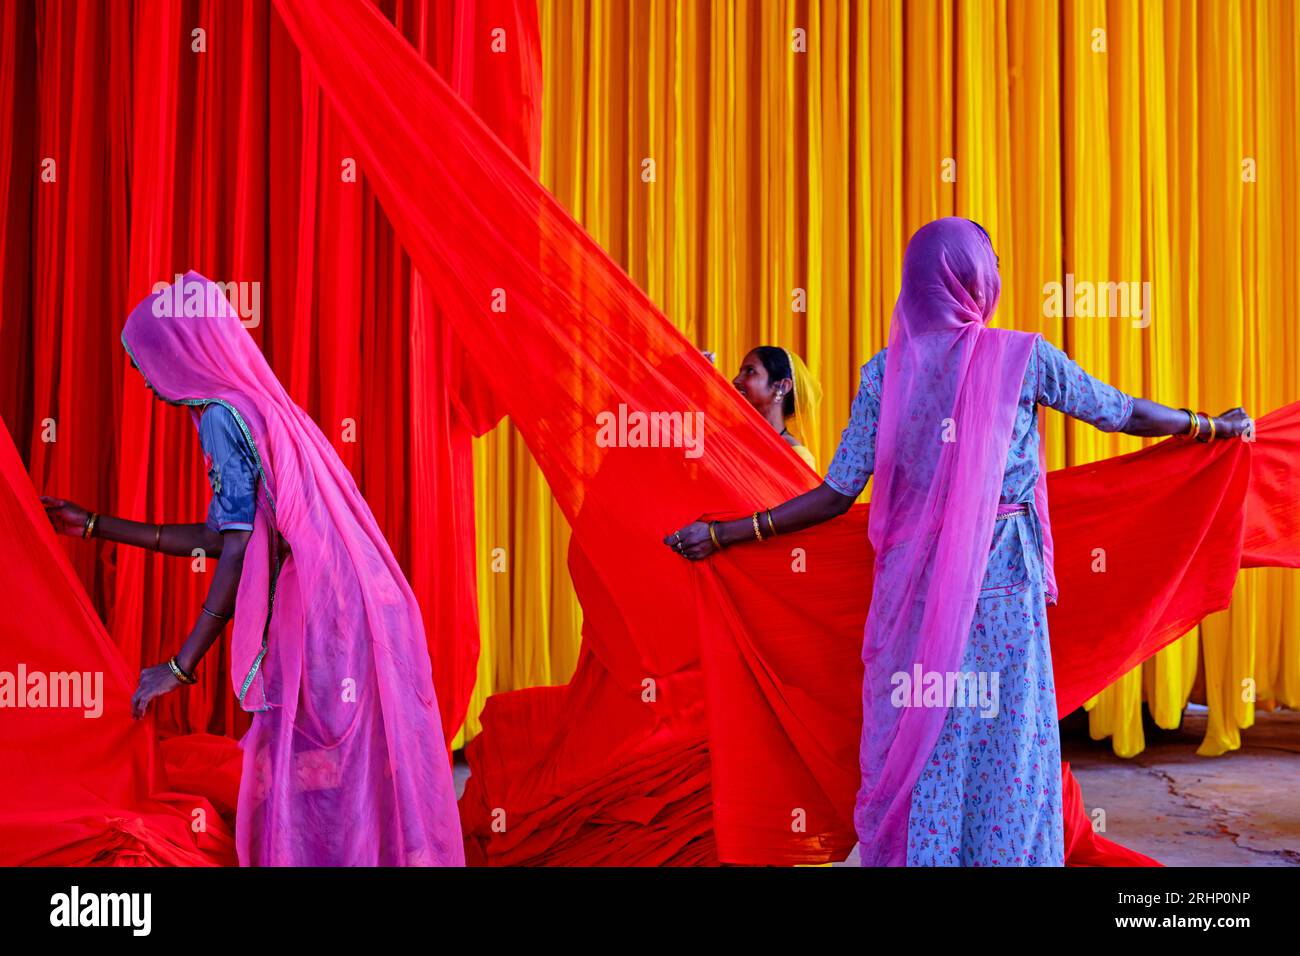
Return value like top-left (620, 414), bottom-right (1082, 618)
top-left (1064, 706), bottom-right (1300, 866)
top-left (452, 707), bottom-right (1300, 866)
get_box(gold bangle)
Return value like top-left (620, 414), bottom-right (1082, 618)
top-left (167, 656), bottom-right (196, 685)
top-left (83, 513), bottom-right (99, 539)
top-left (1179, 408), bottom-right (1197, 437)
top-left (752, 512), bottom-right (764, 542)
top-left (765, 509), bottom-right (777, 537)
top-left (1195, 411), bottom-right (1213, 443)
top-left (708, 522), bottom-right (722, 550)
top-left (153, 523), bottom-right (163, 551)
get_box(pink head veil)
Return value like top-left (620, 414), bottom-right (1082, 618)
top-left (120, 271), bottom-right (431, 713)
top-left (854, 218), bottom-right (1053, 865)
top-left (123, 273), bottom-right (285, 711)
top-left (121, 269), bottom-right (444, 712)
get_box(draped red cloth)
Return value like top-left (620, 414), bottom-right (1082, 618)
top-left (0, 0), bottom-right (539, 753)
top-left (2, 0), bottom-right (1297, 868)
top-left (697, 407), bottom-right (1297, 864)
top-left (269, 0), bottom-right (1299, 867)
top-left (0, 418), bottom-right (236, 865)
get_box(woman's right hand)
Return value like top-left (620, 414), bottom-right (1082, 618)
top-left (663, 519), bottom-right (716, 561)
top-left (40, 496), bottom-right (91, 537)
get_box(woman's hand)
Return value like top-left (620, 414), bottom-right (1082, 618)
top-left (1213, 407), bottom-right (1254, 440)
top-left (40, 496), bottom-right (90, 536)
top-left (663, 520), bottom-right (715, 561)
top-left (131, 663), bottom-right (182, 719)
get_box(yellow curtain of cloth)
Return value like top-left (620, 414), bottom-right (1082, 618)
top-left (453, 0), bottom-right (1300, 759)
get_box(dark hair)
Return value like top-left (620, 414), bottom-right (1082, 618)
top-left (753, 345), bottom-right (795, 418)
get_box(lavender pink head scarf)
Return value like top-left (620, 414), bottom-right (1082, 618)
top-left (122, 272), bottom-right (462, 865)
top-left (854, 218), bottom-right (1055, 865)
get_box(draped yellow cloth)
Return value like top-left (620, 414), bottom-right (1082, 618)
top-left (455, 0), bottom-right (1300, 759)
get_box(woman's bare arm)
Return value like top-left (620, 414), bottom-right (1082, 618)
top-left (665, 482), bottom-right (854, 560)
top-left (664, 400), bottom-right (1253, 563)
top-left (1122, 401), bottom-right (1252, 440)
top-left (173, 530), bottom-right (249, 673)
top-left (41, 497), bottom-right (226, 557)
top-left (98, 516), bottom-right (225, 557)
top-left (131, 529), bottom-right (252, 718)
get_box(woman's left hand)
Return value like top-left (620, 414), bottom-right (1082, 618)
top-left (131, 663), bottom-right (182, 719)
top-left (1214, 407), bottom-right (1254, 440)
top-left (663, 520), bottom-right (715, 561)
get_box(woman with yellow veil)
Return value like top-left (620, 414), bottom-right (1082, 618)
top-left (730, 346), bottom-right (823, 471)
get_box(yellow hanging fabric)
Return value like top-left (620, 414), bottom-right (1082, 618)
top-left (455, 0), bottom-right (1300, 762)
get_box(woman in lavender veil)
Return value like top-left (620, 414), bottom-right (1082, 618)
top-left (667, 217), bottom-right (1252, 865)
top-left (43, 272), bottom-right (464, 867)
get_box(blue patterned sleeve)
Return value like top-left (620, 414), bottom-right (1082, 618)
top-left (824, 350), bottom-right (885, 499)
top-left (198, 404), bottom-right (258, 532)
top-left (1034, 337), bottom-right (1135, 433)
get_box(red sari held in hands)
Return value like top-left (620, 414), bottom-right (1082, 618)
top-left (271, 0), bottom-right (1300, 867)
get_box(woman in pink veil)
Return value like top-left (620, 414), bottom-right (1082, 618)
top-left (668, 217), bottom-right (1252, 865)
top-left (43, 271), bottom-right (464, 866)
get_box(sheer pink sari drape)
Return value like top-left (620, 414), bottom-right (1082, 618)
top-left (123, 272), bottom-right (463, 865)
top-left (854, 219), bottom-right (1055, 865)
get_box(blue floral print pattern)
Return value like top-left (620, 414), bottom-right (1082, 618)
top-left (826, 337), bottom-right (1134, 503)
top-left (824, 335), bottom-right (1135, 866)
top-left (907, 512), bottom-right (1062, 865)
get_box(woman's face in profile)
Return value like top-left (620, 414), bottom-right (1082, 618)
top-left (732, 350), bottom-right (776, 410)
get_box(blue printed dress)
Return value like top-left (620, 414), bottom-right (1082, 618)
top-left (824, 337), bottom-right (1135, 866)
top-left (199, 404), bottom-right (259, 533)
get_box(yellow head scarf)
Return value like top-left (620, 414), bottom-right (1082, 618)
top-left (780, 347), bottom-right (823, 469)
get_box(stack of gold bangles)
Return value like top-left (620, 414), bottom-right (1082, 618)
top-left (750, 508), bottom-right (778, 542)
top-left (706, 508), bottom-right (778, 551)
top-left (1179, 408), bottom-right (1216, 443)
top-left (82, 512), bottom-right (99, 539)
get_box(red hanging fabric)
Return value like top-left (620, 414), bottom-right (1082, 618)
top-left (0, 416), bottom-right (235, 865)
top-left (27, 0), bottom-right (132, 626)
top-left (3, 0), bottom-right (1296, 867)
top-left (270, 0), bottom-right (1299, 866)
top-left (1, 0), bottom-right (538, 751)
top-left (408, 0), bottom-right (542, 749)
top-left (0, 0), bottom-right (36, 440)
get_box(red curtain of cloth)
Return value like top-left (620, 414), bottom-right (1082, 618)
top-left (4, 0), bottom-right (1296, 867)
top-left (270, 0), bottom-right (1299, 867)
top-left (0, 415), bottom-right (236, 865)
top-left (0, 0), bottom-right (539, 750)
